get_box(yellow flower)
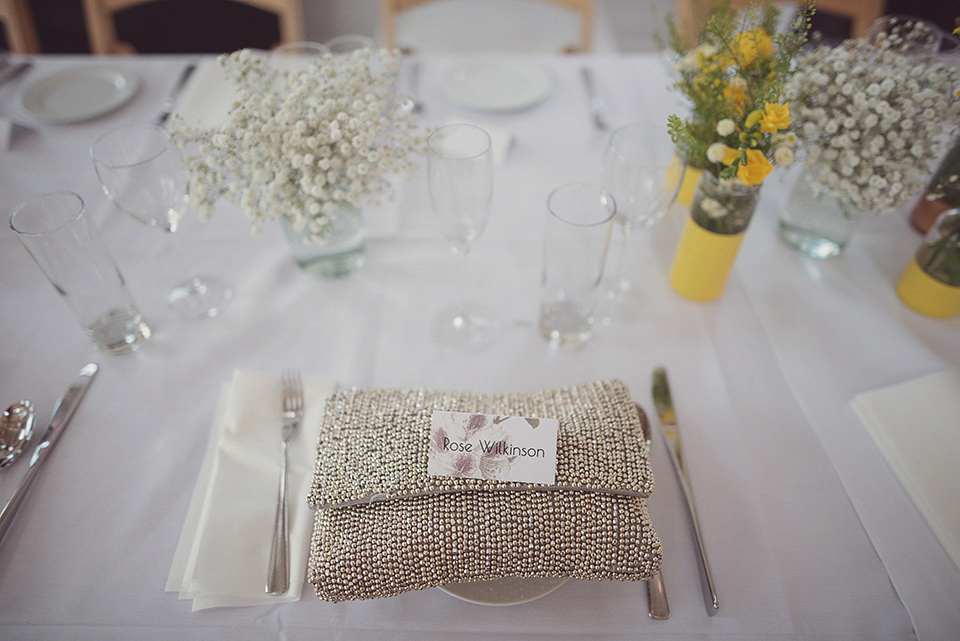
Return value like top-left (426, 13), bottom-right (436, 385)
top-left (721, 146), bottom-right (741, 166)
top-left (736, 149), bottom-right (773, 185)
top-left (723, 84), bottom-right (748, 114)
top-left (758, 103), bottom-right (791, 133)
top-left (729, 29), bottom-right (774, 67)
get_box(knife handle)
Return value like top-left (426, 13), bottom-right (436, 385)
top-left (0, 459), bottom-right (43, 546)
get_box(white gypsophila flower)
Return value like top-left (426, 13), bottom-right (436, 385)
top-left (170, 47), bottom-right (425, 244)
top-left (785, 35), bottom-right (960, 214)
top-left (774, 146), bottom-right (794, 166)
top-left (706, 142), bottom-right (728, 163)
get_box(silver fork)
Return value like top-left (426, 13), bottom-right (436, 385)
top-left (266, 369), bottom-right (304, 595)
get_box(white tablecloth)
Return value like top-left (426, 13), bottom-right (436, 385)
top-left (1, 53), bottom-right (958, 641)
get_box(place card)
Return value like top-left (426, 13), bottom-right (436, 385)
top-left (427, 411), bottom-right (558, 485)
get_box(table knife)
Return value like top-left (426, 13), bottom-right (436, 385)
top-left (0, 61), bottom-right (31, 90)
top-left (652, 366), bottom-right (719, 615)
top-left (156, 62), bottom-right (196, 124)
top-left (580, 67), bottom-right (609, 130)
top-left (0, 363), bottom-right (98, 547)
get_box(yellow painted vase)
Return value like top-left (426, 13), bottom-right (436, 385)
top-left (897, 208), bottom-right (960, 318)
top-left (669, 173), bottom-right (760, 302)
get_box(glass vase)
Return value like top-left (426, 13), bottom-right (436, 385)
top-left (668, 172), bottom-right (761, 302)
top-left (897, 208), bottom-right (960, 318)
top-left (282, 205), bottom-right (366, 277)
top-left (779, 167), bottom-right (860, 259)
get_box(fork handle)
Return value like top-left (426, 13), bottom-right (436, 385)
top-left (266, 442), bottom-right (290, 595)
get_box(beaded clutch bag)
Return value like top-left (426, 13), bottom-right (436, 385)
top-left (307, 379), bottom-right (662, 602)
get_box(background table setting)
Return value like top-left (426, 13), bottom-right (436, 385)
top-left (1, 39), bottom-right (959, 641)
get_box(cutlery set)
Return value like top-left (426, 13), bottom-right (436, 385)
top-left (0, 363), bottom-right (98, 547)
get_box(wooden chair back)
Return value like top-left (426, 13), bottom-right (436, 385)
top-left (81, 0), bottom-right (305, 55)
top-left (0, 0), bottom-right (41, 54)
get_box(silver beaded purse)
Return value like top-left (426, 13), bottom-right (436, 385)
top-left (307, 379), bottom-right (662, 602)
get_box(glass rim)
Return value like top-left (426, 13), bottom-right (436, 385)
top-left (10, 191), bottom-right (85, 236)
top-left (427, 123), bottom-right (492, 161)
top-left (546, 182), bottom-right (616, 227)
top-left (90, 122), bottom-right (173, 170)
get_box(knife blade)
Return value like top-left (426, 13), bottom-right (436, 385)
top-left (0, 363), bottom-right (99, 546)
top-left (580, 67), bottom-right (609, 130)
top-left (652, 366), bottom-right (719, 616)
top-left (156, 62), bottom-right (196, 124)
top-left (0, 61), bottom-right (31, 90)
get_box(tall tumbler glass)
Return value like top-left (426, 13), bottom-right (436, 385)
top-left (539, 183), bottom-right (616, 347)
top-left (10, 191), bottom-right (151, 354)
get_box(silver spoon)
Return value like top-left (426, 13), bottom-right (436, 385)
top-left (1, 401), bottom-right (35, 469)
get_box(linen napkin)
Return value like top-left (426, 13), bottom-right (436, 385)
top-left (850, 369), bottom-right (960, 571)
top-left (166, 369), bottom-right (336, 610)
top-left (442, 116), bottom-right (514, 165)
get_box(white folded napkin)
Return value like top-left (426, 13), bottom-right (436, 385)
top-left (442, 117), bottom-right (514, 165)
top-left (166, 369), bottom-right (336, 610)
top-left (0, 116), bottom-right (12, 151)
top-left (171, 57), bottom-right (237, 130)
top-left (850, 369), bottom-right (960, 571)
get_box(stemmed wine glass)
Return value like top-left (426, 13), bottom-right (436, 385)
top-left (427, 123), bottom-right (500, 351)
top-left (91, 122), bottom-right (233, 319)
top-left (600, 122), bottom-right (684, 310)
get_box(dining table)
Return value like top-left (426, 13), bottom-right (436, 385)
top-left (0, 49), bottom-right (958, 641)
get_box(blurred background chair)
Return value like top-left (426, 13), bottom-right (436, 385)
top-left (0, 0), bottom-right (41, 53)
top-left (672, 0), bottom-right (886, 49)
top-left (81, 0), bottom-right (305, 54)
top-left (380, 0), bottom-right (618, 54)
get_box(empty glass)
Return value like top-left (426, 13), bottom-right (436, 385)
top-left (10, 191), bottom-right (151, 354)
top-left (427, 123), bottom-right (500, 351)
top-left (539, 183), bottom-right (616, 347)
top-left (91, 122), bottom-right (232, 320)
top-left (600, 122), bottom-right (684, 309)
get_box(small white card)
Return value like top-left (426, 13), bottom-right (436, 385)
top-left (427, 411), bottom-right (558, 485)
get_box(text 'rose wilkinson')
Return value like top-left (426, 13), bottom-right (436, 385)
top-left (427, 411), bottom-right (558, 485)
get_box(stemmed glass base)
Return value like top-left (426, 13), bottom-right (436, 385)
top-left (431, 302), bottom-right (501, 353)
top-left (168, 275), bottom-right (233, 319)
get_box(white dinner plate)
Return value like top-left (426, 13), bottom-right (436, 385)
top-left (440, 56), bottom-right (552, 112)
top-left (440, 576), bottom-right (569, 606)
top-left (20, 66), bottom-right (140, 124)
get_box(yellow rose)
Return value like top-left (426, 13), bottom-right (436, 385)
top-left (737, 149), bottom-right (773, 186)
top-left (720, 146), bottom-right (741, 166)
top-left (759, 103), bottom-right (791, 133)
top-left (730, 30), bottom-right (774, 67)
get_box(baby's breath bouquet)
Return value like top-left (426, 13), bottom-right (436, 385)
top-left (786, 32), bottom-right (960, 215)
top-left (668, 1), bottom-right (811, 193)
top-left (172, 47), bottom-right (423, 245)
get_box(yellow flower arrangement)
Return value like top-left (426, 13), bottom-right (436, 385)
top-left (668, 1), bottom-right (812, 191)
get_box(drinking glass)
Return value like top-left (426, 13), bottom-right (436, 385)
top-left (10, 191), bottom-right (152, 354)
top-left (325, 34), bottom-right (376, 55)
top-left (539, 183), bottom-right (616, 347)
top-left (91, 122), bottom-right (232, 319)
top-left (600, 122), bottom-right (684, 307)
top-left (427, 123), bottom-right (500, 351)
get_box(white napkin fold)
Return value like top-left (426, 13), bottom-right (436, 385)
top-left (850, 369), bottom-right (960, 571)
top-left (0, 116), bottom-right (12, 151)
top-left (171, 57), bottom-right (237, 130)
top-left (166, 369), bottom-right (335, 610)
top-left (442, 116), bottom-right (514, 166)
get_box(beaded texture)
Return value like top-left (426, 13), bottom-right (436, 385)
top-left (307, 379), bottom-right (663, 602)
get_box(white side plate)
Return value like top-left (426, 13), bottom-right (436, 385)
top-left (21, 66), bottom-right (140, 124)
top-left (440, 576), bottom-right (568, 606)
top-left (441, 56), bottom-right (551, 112)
